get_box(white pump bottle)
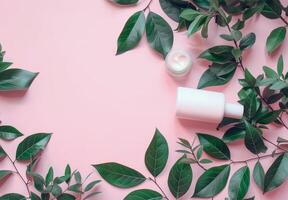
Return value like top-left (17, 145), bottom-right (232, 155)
top-left (176, 87), bottom-right (244, 124)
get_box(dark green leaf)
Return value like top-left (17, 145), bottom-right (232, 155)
top-left (228, 166), bottom-right (250, 200)
top-left (199, 45), bottom-right (235, 64)
top-left (197, 62), bottom-right (237, 89)
top-left (261, 0), bottom-right (282, 19)
top-left (239, 33), bottom-right (256, 50)
top-left (0, 193), bottom-right (26, 200)
top-left (116, 11), bottom-right (145, 55)
top-left (0, 62), bottom-right (12, 72)
top-left (222, 127), bottom-right (246, 143)
top-left (31, 192), bottom-right (41, 200)
top-left (124, 189), bottom-right (162, 200)
top-left (145, 128), bottom-right (169, 177)
top-left (57, 193), bottom-right (76, 200)
top-left (160, 0), bottom-right (193, 22)
top-left (266, 27), bottom-right (286, 54)
top-left (264, 153), bottom-right (288, 192)
top-left (93, 162), bottom-right (146, 188)
top-left (187, 15), bottom-right (207, 36)
top-left (16, 133), bottom-right (52, 161)
top-left (74, 171), bottom-right (82, 183)
top-left (193, 0), bottom-right (210, 9)
top-left (0, 125), bottom-right (23, 141)
top-left (111, 0), bottom-right (139, 5)
top-left (146, 12), bottom-right (173, 58)
top-left (68, 183), bottom-right (82, 193)
top-left (52, 184), bottom-right (63, 197)
top-left (193, 165), bottom-right (230, 198)
top-left (168, 156), bottom-right (193, 198)
top-left (232, 19), bottom-right (245, 30)
top-left (64, 164), bottom-right (72, 183)
top-left (0, 170), bottom-right (13, 182)
top-left (253, 161), bottom-right (265, 191)
top-left (84, 180), bottom-right (101, 192)
top-left (31, 172), bottom-right (45, 192)
top-left (0, 69), bottom-right (38, 91)
top-left (232, 48), bottom-right (242, 61)
top-left (244, 121), bottom-right (267, 154)
top-left (257, 110), bottom-right (281, 124)
top-left (197, 133), bottom-right (230, 160)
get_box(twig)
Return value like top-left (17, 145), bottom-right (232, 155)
top-left (143, 0), bottom-right (153, 12)
top-left (148, 177), bottom-right (170, 200)
top-left (6, 153), bottom-right (30, 198)
top-left (231, 151), bottom-right (285, 164)
top-left (263, 137), bottom-right (288, 152)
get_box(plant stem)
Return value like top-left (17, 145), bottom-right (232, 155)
top-left (262, 137), bottom-right (288, 152)
top-left (148, 177), bottom-right (169, 200)
top-left (143, 0), bottom-right (153, 12)
top-left (280, 15), bottom-right (288, 26)
top-left (189, 145), bottom-right (207, 171)
top-left (6, 153), bottom-right (31, 198)
top-left (231, 151), bottom-right (285, 164)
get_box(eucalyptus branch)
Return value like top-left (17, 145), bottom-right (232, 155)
top-left (189, 145), bottom-right (207, 171)
top-left (6, 153), bottom-right (31, 198)
top-left (148, 177), bottom-right (170, 200)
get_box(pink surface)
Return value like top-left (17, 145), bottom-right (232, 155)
top-left (0, 0), bottom-right (288, 199)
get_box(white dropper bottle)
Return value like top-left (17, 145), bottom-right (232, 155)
top-left (176, 87), bottom-right (244, 124)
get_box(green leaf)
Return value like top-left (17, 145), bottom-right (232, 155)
top-left (264, 153), bottom-right (288, 193)
top-left (277, 55), bottom-right (284, 76)
top-left (261, 0), bottom-right (282, 19)
top-left (93, 162), bottom-right (146, 188)
top-left (160, 0), bottom-right (193, 22)
top-left (193, 0), bottom-right (210, 9)
top-left (68, 183), bottom-right (82, 193)
top-left (263, 66), bottom-right (278, 79)
top-left (187, 15), bottom-right (207, 36)
top-left (244, 69), bottom-right (256, 87)
top-left (199, 45), bottom-right (235, 64)
top-left (145, 128), bottom-right (169, 177)
top-left (197, 62), bottom-right (237, 89)
top-left (16, 133), bottom-right (52, 161)
top-left (244, 121), bottom-right (267, 154)
top-left (239, 33), bottom-right (256, 50)
top-left (124, 189), bottom-right (162, 200)
top-left (168, 156), bottom-right (193, 198)
top-left (193, 165), bottom-right (230, 198)
top-left (74, 171), bottom-right (82, 183)
top-left (266, 27), bottom-right (286, 54)
top-left (180, 9), bottom-right (202, 21)
top-left (116, 11), bottom-right (145, 55)
top-left (253, 161), bottom-right (265, 191)
top-left (0, 125), bottom-right (23, 141)
top-left (31, 192), bottom-right (41, 200)
top-left (228, 166), bottom-right (250, 200)
top-left (31, 172), bottom-right (45, 192)
top-left (111, 0), bottom-right (139, 5)
top-left (146, 12), bottom-right (173, 58)
top-left (0, 62), bottom-right (12, 72)
top-left (256, 110), bottom-right (281, 124)
top-left (0, 145), bottom-right (6, 159)
top-left (0, 69), bottom-right (38, 91)
top-left (199, 159), bottom-right (212, 164)
top-left (196, 146), bottom-right (203, 160)
top-left (0, 170), bottom-right (13, 182)
top-left (84, 180), bottom-right (101, 192)
top-left (52, 184), bottom-right (63, 197)
top-left (57, 193), bottom-right (76, 200)
top-left (45, 167), bottom-right (54, 186)
top-left (0, 193), bottom-right (26, 200)
top-left (232, 48), bottom-right (242, 61)
top-left (270, 80), bottom-right (288, 90)
top-left (64, 164), bottom-right (72, 183)
top-left (222, 127), bottom-right (246, 143)
top-left (197, 133), bottom-right (230, 160)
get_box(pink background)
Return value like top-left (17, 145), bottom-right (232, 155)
top-left (1, 0), bottom-right (288, 199)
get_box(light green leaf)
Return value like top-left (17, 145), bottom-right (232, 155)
top-left (16, 133), bottom-right (52, 161)
top-left (228, 166), bottom-right (250, 200)
top-left (145, 128), bottom-right (169, 177)
top-left (197, 133), bottom-right (231, 160)
top-left (0, 145), bottom-right (6, 159)
top-left (187, 15), bottom-right (207, 36)
top-left (116, 11), bottom-right (145, 55)
top-left (180, 9), bottom-right (202, 21)
top-left (253, 161), bottom-right (265, 191)
top-left (0, 69), bottom-right (38, 91)
top-left (264, 153), bottom-right (288, 193)
top-left (193, 165), bottom-right (230, 198)
top-left (266, 27), bottom-right (286, 54)
top-left (93, 162), bottom-right (146, 188)
top-left (168, 156), bottom-right (193, 198)
top-left (124, 189), bottom-right (162, 200)
top-left (84, 180), bottom-right (101, 192)
top-left (0, 125), bottom-right (23, 141)
top-left (146, 12), bottom-right (173, 58)
top-left (277, 55), bottom-right (284, 76)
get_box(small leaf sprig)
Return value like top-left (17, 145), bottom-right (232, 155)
top-left (0, 126), bottom-right (101, 200)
